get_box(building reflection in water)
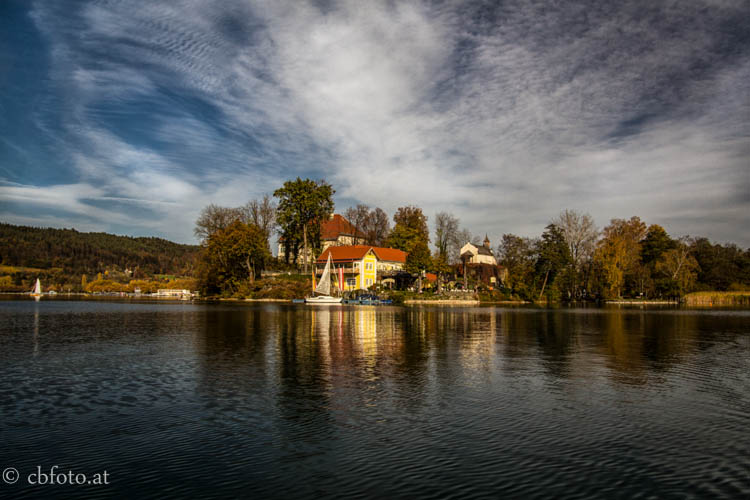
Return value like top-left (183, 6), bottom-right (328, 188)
top-left (183, 301), bottom-right (750, 481)
top-left (193, 305), bottom-right (728, 439)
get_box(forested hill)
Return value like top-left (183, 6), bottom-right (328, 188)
top-left (0, 223), bottom-right (198, 277)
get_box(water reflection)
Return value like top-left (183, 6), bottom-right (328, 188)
top-left (32, 302), bottom-right (39, 356)
top-left (188, 305), bottom-right (750, 394)
top-left (4, 299), bottom-right (742, 391)
top-left (2, 300), bottom-right (749, 498)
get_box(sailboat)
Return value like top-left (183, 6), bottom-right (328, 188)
top-left (31, 278), bottom-right (42, 297)
top-left (305, 253), bottom-right (343, 304)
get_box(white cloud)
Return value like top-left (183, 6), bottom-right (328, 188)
top-left (11, 0), bottom-right (749, 246)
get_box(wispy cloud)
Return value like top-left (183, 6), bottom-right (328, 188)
top-left (1, 0), bottom-right (747, 245)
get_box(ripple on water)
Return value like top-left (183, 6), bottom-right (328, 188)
top-left (0, 300), bottom-right (748, 499)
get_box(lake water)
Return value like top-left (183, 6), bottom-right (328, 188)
top-left (0, 298), bottom-right (748, 499)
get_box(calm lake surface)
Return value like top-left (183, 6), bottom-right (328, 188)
top-left (0, 298), bottom-right (748, 499)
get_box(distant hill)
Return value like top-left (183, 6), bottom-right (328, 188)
top-left (0, 223), bottom-right (199, 278)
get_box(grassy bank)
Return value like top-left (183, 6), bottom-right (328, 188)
top-left (684, 291), bottom-right (750, 307)
top-left (233, 274), bottom-right (311, 300)
top-left (386, 290), bottom-right (526, 305)
top-left (605, 299), bottom-right (679, 305)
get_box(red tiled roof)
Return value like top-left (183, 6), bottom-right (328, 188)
top-left (317, 245), bottom-right (371, 263)
top-left (321, 214), bottom-right (364, 240)
top-left (371, 247), bottom-right (407, 263)
top-left (316, 245), bottom-right (408, 264)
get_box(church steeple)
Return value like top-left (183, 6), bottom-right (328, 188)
top-left (483, 234), bottom-right (490, 249)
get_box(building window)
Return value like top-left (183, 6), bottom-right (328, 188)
top-left (346, 278), bottom-right (356, 287)
top-left (366, 262), bottom-right (373, 270)
top-left (366, 278), bottom-right (373, 286)
top-left (353, 262), bottom-right (360, 268)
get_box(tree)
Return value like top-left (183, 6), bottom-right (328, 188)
top-left (691, 238), bottom-right (748, 291)
top-left (344, 204), bottom-right (370, 245)
top-left (554, 210), bottom-right (598, 267)
top-left (194, 204), bottom-right (243, 242)
top-left (434, 212), bottom-right (459, 261)
top-left (199, 221), bottom-right (271, 295)
top-left (655, 237), bottom-right (699, 296)
top-left (434, 212), bottom-right (460, 292)
top-left (240, 194), bottom-right (277, 247)
top-left (641, 224), bottom-right (676, 267)
top-left (407, 241), bottom-right (433, 276)
top-left (637, 224), bottom-right (676, 297)
top-left (594, 217), bottom-right (647, 298)
top-left (362, 207), bottom-right (391, 246)
top-left (386, 206), bottom-right (431, 274)
top-left (274, 178), bottom-right (335, 273)
top-left (552, 210), bottom-right (598, 298)
top-left (387, 206), bottom-right (429, 247)
top-left (535, 224), bottom-right (573, 300)
top-left (498, 234), bottom-right (537, 299)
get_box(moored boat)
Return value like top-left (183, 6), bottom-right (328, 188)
top-left (305, 254), bottom-right (343, 304)
top-left (305, 295), bottom-right (343, 304)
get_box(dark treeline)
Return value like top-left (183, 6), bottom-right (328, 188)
top-left (498, 213), bottom-right (750, 301)
top-left (0, 223), bottom-right (198, 287)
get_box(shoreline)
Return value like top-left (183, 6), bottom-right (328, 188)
top-left (222, 298), bottom-right (292, 303)
top-left (404, 299), bottom-right (480, 305)
top-left (605, 300), bottom-right (679, 305)
top-left (3, 294), bottom-right (749, 309)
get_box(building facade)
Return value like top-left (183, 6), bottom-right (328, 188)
top-left (315, 245), bottom-right (407, 291)
top-left (278, 214), bottom-right (365, 263)
top-left (460, 235), bottom-right (498, 265)
top-left (459, 236), bottom-right (507, 288)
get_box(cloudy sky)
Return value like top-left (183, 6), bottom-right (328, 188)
top-left (1, 0), bottom-right (748, 247)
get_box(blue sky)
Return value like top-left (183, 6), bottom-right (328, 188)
top-left (1, 0), bottom-right (748, 246)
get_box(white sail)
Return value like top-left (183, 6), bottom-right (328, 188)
top-left (314, 254), bottom-right (332, 296)
top-left (32, 278), bottom-right (42, 295)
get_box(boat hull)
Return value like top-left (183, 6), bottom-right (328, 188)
top-left (304, 295), bottom-right (343, 304)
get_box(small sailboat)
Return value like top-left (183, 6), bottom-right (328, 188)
top-left (31, 278), bottom-right (42, 297)
top-left (305, 253), bottom-right (342, 304)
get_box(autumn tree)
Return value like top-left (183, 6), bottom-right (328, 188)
top-left (199, 220), bottom-right (270, 295)
top-left (194, 204), bottom-right (243, 242)
top-left (594, 217), bottom-right (648, 298)
top-left (274, 178), bottom-right (335, 273)
top-left (655, 237), bottom-right (699, 296)
top-left (386, 206), bottom-right (431, 274)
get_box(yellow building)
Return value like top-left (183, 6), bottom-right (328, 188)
top-left (278, 214), bottom-right (365, 263)
top-left (316, 245), bottom-right (407, 291)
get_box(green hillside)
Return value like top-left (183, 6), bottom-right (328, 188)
top-left (0, 223), bottom-right (198, 290)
